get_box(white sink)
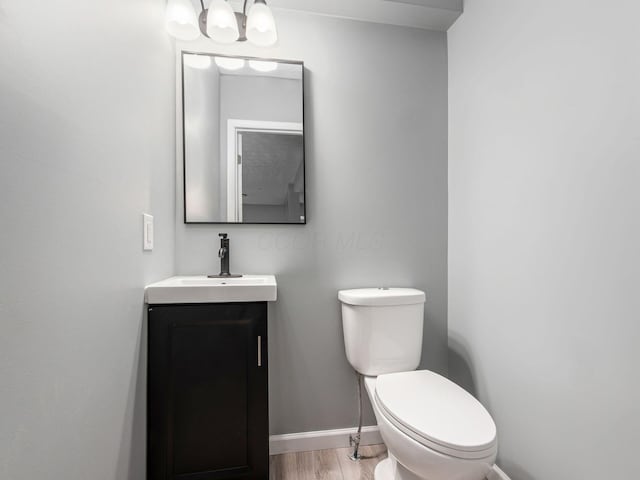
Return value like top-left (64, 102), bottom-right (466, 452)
top-left (145, 275), bottom-right (277, 304)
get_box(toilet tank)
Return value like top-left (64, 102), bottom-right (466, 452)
top-left (339, 288), bottom-right (426, 376)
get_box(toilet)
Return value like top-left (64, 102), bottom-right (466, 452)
top-left (339, 288), bottom-right (505, 480)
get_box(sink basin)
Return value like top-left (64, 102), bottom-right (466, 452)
top-left (177, 277), bottom-right (270, 286)
top-left (145, 275), bottom-right (277, 304)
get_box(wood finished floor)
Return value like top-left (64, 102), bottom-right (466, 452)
top-left (270, 445), bottom-right (388, 480)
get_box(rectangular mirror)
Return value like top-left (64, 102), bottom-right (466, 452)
top-left (182, 52), bottom-right (305, 224)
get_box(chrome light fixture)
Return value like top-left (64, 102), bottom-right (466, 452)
top-left (245, 1), bottom-right (277, 46)
top-left (165, 0), bottom-right (278, 47)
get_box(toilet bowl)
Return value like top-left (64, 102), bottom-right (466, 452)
top-left (365, 373), bottom-right (497, 480)
top-left (339, 288), bottom-right (507, 480)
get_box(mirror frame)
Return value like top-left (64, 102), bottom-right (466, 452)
top-left (180, 51), bottom-right (307, 225)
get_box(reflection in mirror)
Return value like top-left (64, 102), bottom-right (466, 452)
top-left (182, 53), bottom-right (305, 224)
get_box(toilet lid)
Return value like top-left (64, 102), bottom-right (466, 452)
top-left (375, 370), bottom-right (497, 456)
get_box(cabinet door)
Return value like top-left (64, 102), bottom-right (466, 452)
top-left (148, 303), bottom-right (268, 480)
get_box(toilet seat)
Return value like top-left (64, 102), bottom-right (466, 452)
top-left (374, 370), bottom-right (497, 460)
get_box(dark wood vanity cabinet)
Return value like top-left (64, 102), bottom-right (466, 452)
top-left (147, 303), bottom-right (268, 480)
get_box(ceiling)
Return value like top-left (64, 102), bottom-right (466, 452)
top-left (228, 0), bottom-right (463, 31)
top-left (220, 60), bottom-right (302, 80)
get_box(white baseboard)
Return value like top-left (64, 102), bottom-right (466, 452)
top-left (269, 426), bottom-right (382, 455)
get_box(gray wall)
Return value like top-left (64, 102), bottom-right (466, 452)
top-left (448, 1), bottom-right (640, 479)
top-left (0, 1), bottom-right (175, 479)
top-left (176, 12), bottom-right (449, 434)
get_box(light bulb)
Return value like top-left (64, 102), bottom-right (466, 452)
top-left (184, 54), bottom-right (212, 69)
top-left (165, 0), bottom-right (200, 41)
top-left (249, 60), bottom-right (278, 73)
top-left (246, 1), bottom-right (278, 47)
top-left (207, 0), bottom-right (240, 44)
top-left (214, 57), bottom-right (246, 70)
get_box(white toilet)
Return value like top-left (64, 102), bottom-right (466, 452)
top-left (339, 288), bottom-right (505, 480)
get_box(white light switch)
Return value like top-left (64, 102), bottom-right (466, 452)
top-left (143, 214), bottom-right (154, 251)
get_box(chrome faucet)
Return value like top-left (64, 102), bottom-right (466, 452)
top-left (208, 233), bottom-right (242, 278)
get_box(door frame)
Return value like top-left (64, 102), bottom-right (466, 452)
top-left (226, 119), bottom-right (304, 222)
